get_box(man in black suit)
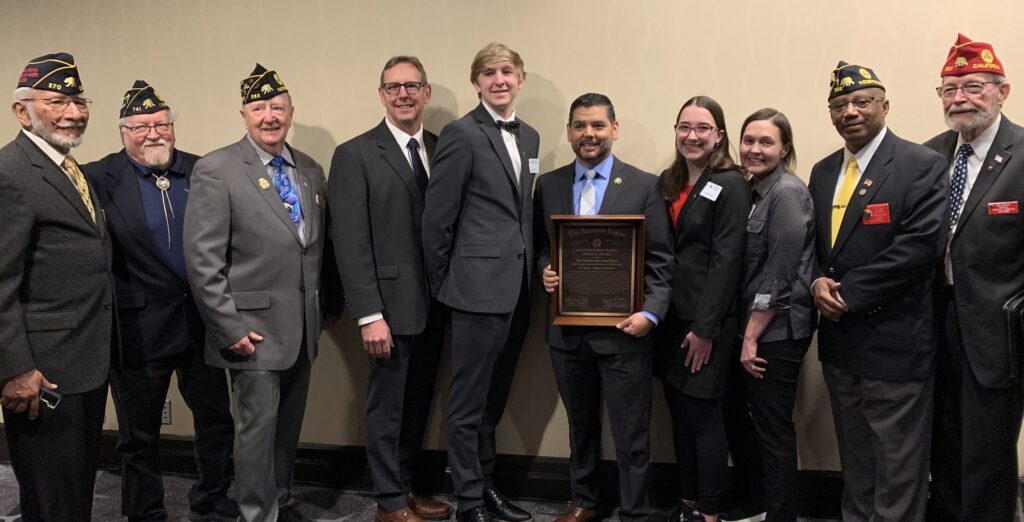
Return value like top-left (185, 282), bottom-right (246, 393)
top-left (328, 56), bottom-right (451, 522)
top-left (923, 34), bottom-right (1024, 522)
top-left (535, 93), bottom-right (673, 522)
top-left (0, 53), bottom-right (114, 522)
top-left (421, 42), bottom-right (539, 522)
top-left (82, 81), bottom-right (238, 522)
top-left (809, 62), bottom-right (948, 522)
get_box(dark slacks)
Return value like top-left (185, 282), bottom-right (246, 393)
top-left (366, 303), bottom-right (446, 511)
top-left (108, 348), bottom-right (234, 521)
top-left (721, 335), bottom-right (764, 511)
top-left (550, 340), bottom-right (653, 521)
top-left (447, 283), bottom-right (529, 513)
top-left (823, 363), bottom-right (933, 522)
top-left (662, 384), bottom-right (729, 515)
top-left (746, 337), bottom-right (810, 522)
top-left (229, 354), bottom-right (312, 522)
top-left (927, 290), bottom-right (1024, 522)
top-left (3, 383), bottom-right (107, 522)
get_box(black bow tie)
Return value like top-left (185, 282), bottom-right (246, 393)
top-left (495, 120), bottom-right (520, 136)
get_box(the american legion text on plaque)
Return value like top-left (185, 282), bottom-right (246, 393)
top-left (550, 215), bottom-right (645, 326)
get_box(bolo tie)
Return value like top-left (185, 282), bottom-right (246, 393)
top-left (150, 171), bottom-right (175, 251)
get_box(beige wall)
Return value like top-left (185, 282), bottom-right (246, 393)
top-left (3, 0), bottom-right (1023, 472)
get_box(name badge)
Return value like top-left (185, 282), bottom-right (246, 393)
top-left (988, 201), bottom-right (1019, 215)
top-left (529, 158), bottom-right (540, 174)
top-left (862, 203), bottom-right (891, 225)
top-left (700, 182), bottom-right (722, 202)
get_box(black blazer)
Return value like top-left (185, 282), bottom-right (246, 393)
top-left (0, 132), bottom-right (114, 394)
top-left (83, 149), bottom-right (204, 367)
top-left (423, 103), bottom-right (540, 314)
top-left (328, 120), bottom-right (437, 336)
top-left (924, 116), bottom-right (1024, 388)
top-left (809, 130), bottom-right (948, 382)
top-left (661, 167), bottom-right (750, 340)
top-left (534, 158), bottom-right (674, 353)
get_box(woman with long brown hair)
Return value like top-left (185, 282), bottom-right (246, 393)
top-left (654, 96), bottom-right (750, 522)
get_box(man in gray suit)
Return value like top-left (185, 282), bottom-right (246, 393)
top-left (0, 52), bottom-right (114, 521)
top-left (535, 93), bottom-right (673, 522)
top-left (184, 64), bottom-right (336, 522)
top-left (329, 55), bottom-right (451, 522)
top-left (422, 42), bottom-right (539, 522)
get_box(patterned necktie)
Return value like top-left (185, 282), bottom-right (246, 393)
top-left (62, 155), bottom-right (96, 223)
top-left (831, 156), bottom-right (859, 247)
top-left (579, 169), bottom-right (598, 215)
top-left (406, 138), bottom-right (429, 194)
top-left (270, 156), bottom-right (302, 228)
top-left (949, 143), bottom-right (973, 230)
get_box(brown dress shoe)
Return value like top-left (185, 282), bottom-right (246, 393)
top-left (376, 507), bottom-right (425, 522)
top-left (553, 504), bottom-right (598, 522)
top-left (407, 492), bottom-right (453, 520)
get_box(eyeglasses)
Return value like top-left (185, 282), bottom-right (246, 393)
top-left (935, 81), bottom-right (999, 99)
top-left (675, 123), bottom-right (716, 137)
top-left (120, 122), bottom-right (174, 136)
top-left (381, 82), bottom-right (425, 96)
top-left (21, 96), bottom-right (92, 112)
top-left (828, 96), bottom-right (883, 114)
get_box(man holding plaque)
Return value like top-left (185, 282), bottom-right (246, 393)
top-left (535, 93), bottom-right (673, 522)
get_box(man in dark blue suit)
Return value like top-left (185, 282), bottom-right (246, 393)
top-left (809, 62), bottom-right (948, 522)
top-left (422, 42), bottom-right (539, 522)
top-left (83, 81), bottom-right (238, 522)
top-left (535, 93), bottom-right (673, 522)
top-left (329, 56), bottom-right (452, 522)
top-left (924, 34), bottom-right (1024, 522)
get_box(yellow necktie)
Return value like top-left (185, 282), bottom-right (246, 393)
top-left (831, 156), bottom-right (859, 247)
top-left (62, 155), bottom-right (96, 223)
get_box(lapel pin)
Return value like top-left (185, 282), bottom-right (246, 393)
top-left (863, 209), bottom-right (873, 219)
top-left (258, 178), bottom-right (271, 190)
top-left (858, 188), bottom-right (867, 196)
top-left (987, 165), bottom-right (994, 172)
top-left (613, 177), bottom-right (623, 185)
top-left (303, 181), bottom-right (308, 187)
top-left (863, 179), bottom-right (873, 187)
top-left (995, 155), bottom-right (1004, 164)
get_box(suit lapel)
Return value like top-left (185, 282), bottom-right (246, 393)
top-left (473, 104), bottom-right (521, 198)
top-left (17, 134), bottom-right (100, 233)
top-left (238, 138), bottom-right (302, 244)
top-left (955, 117), bottom-right (1017, 237)
top-left (814, 151), bottom-right (843, 256)
top-left (675, 166), bottom-right (713, 233)
top-left (105, 152), bottom-right (180, 276)
top-left (375, 120), bottom-right (424, 207)
top-left (831, 134), bottom-right (896, 259)
top-left (599, 158), bottom-right (627, 214)
top-left (557, 165), bottom-right (575, 214)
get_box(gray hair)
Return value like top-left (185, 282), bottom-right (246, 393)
top-left (118, 108), bottom-right (178, 128)
top-left (13, 87), bottom-right (34, 102)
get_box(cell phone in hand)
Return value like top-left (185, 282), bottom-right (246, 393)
top-left (39, 388), bottom-right (61, 410)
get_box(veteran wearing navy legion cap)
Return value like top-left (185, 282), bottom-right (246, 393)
top-left (183, 63), bottom-right (340, 522)
top-left (0, 52), bottom-right (115, 521)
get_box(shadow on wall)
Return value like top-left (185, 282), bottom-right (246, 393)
top-left (423, 82), bottom-right (459, 137)
top-left (291, 123), bottom-right (338, 173)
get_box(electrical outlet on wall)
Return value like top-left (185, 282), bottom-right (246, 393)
top-left (162, 400), bottom-right (171, 425)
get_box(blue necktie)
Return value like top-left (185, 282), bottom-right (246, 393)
top-left (949, 143), bottom-right (972, 230)
top-left (270, 156), bottom-right (302, 228)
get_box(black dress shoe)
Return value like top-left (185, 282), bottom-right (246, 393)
top-left (278, 505), bottom-right (312, 522)
top-left (483, 488), bottom-right (532, 521)
top-left (457, 506), bottom-right (494, 522)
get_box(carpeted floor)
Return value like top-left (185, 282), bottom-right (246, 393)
top-left (0, 463), bottom-right (839, 521)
